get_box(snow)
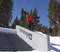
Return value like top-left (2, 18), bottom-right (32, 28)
top-left (0, 27), bottom-right (60, 52)
top-left (35, 31), bottom-right (48, 36)
top-left (35, 31), bottom-right (45, 35)
top-left (50, 36), bottom-right (60, 52)
top-left (0, 27), bottom-right (16, 34)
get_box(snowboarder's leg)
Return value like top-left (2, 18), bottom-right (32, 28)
top-left (29, 23), bottom-right (31, 30)
top-left (31, 23), bottom-right (34, 31)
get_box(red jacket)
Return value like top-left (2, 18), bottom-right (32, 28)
top-left (26, 17), bottom-right (33, 24)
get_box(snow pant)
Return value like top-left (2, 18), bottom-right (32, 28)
top-left (29, 22), bottom-right (33, 30)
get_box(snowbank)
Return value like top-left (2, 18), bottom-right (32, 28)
top-left (0, 27), bottom-right (16, 34)
top-left (50, 36), bottom-right (60, 52)
top-left (35, 31), bottom-right (47, 36)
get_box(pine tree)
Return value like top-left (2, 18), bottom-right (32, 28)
top-left (11, 16), bottom-right (19, 29)
top-left (57, 2), bottom-right (60, 36)
top-left (48, 27), bottom-right (54, 36)
top-left (20, 8), bottom-right (24, 21)
top-left (23, 11), bottom-right (28, 28)
top-left (30, 10), bottom-right (33, 17)
top-left (20, 8), bottom-right (28, 29)
top-left (33, 8), bottom-right (40, 30)
top-left (20, 8), bottom-right (24, 26)
top-left (48, 0), bottom-right (60, 36)
top-left (0, 0), bottom-right (3, 5)
top-left (0, 0), bottom-right (13, 27)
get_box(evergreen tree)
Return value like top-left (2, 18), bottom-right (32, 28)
top-left (36, 24), bottom-right (42, 31)
top-left (48, 27), bottom-right (54, 36)
top-left (20, 8), bottom-right (24, 26)
top-left (48, 0), bottom-right (60, 35)
top-left (23, 11), bottom-right (28, 28)
top-left (42, 26), bottom-right (48, 34)
top-left (20, 8), bottom-right (28, 29)
top-left (57, 2), bottom-right (60, 36)
top-left (20, 8), bottom-right (24, 21)
top-left (0, 0), bottom-right (13, 27)
top-left (0, 0), bottom-right (3, 5)
top-left (30, 10), bottom-right (33, 17)
top-left (11, 16), bottom-right (19, 29)
top-left (33, 8), bottom-right (40, 30)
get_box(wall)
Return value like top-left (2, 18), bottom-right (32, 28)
top-left (16, 25), bottom-right (50, 51)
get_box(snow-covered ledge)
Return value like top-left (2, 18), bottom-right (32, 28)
top-left (16, 25), bottom-right (50, 51)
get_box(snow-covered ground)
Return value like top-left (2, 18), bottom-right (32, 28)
top-left (0, 27), bottom-right (60, 52)
top-left (0, 27), bottom-right (16, 34)
top-left (50, 36), bottom-right (60, 52)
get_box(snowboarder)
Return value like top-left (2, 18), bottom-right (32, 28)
top-left (26, 15), bottom-right (33, 30)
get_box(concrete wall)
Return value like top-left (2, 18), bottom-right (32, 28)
top-left (16, 25), bottom-right (50, 51)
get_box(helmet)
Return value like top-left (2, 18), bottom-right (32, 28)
top-left (26, 15), bottom-right (28, 18)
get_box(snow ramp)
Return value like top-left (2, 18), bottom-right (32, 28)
top-left (16, 25), bottom-right (50, 51)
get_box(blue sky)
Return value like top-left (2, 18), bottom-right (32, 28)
top-left (10, 0), bottom-right (60, 28)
